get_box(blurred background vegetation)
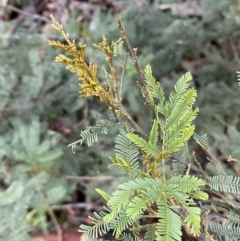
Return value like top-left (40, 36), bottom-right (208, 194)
top-left (1, 0), bottom-right (240, 240)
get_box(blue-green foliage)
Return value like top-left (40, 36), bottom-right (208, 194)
top-left (0, 121), bottom-right (68, 240)
top-left (0, 173), bottom-right (66, 240)
top-left (208, 175), bottom-right (240, 194)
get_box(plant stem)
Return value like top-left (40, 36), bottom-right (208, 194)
top-left (116, 18), bottom-right (153, 119)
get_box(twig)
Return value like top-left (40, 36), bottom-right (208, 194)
top-left (192, 151), bottom-right (209, 179)
top-left (116, 18), bottom-right (153, 118)
top-left (116, 18), bottom-right (145, 85)
top-left (65, 174), bottom-right (123, 180)
top-left (51, 202), bottom-right (103, 212)
top-left (116, 100), bottom-right (147, 136)
top-left (197, 142), bottom-right (227, 177)
top-left (47, 206), bottom-right (63, 241)
top-left (0, 3), bottom-right (50, 23)
top-left (67, 122), bottom-right (126, 149)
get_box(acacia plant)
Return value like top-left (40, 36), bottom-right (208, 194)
top-left (49, 15), bottom-right (240, 241)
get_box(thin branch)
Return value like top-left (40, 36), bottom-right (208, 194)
top-left (118, 103), bottom-right (147, 137)
top-left (116, 18), bottom-right (153, 118)
top-left (197, 142), bottom-right (227, 177)
top-left (51, 202), bottom-right (103, 212)
top-left (116, 18), bottom-right (145, 87)
top-left (47, 206), bottom-right (63, 241)
top-left (67, 121), bottom-right (126, 149)
top-left (65, 174), bottom-right (124, 180)
top-left (0, 3), bottom-right (50, 23)
top-left (192, 151), bottom-right (209, 179)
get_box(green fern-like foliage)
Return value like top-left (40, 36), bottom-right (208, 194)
top-left (49, 17), bottom-right (209, 241)
top-left (144, 64), bottom-right (198, 155)
top-left (81, 174), bottom-right (207, 241)
top-left (207, 210), bottom-right (240, 241)
top-left (50, 14), bottom-right (240, 240)
top-left (0, 121), bottom-right (68, 240)
top-left (79, 66), bottom-right (209, 239)
top-left (68, 120), bottom-right (108, 151)
top-left (207, 175), bottom-right (240, 194)
top-left (109, 128), bottom-right (141, 180)
top-left (113, 38), bottom-right (124, 57)
top-left (125, 65), bottom-right (198, 178)
top-left (0, 181), bottom-right (24, 206)
top-left (193, 133), bottom-right (209, 150)
top-left (210, 221), bottom-right (240, 241)
top-left (216, 125), bottom-right (240, 159)
top-left (13, 120), bottom-right (63, 171)
top-left (0, 172), bottom-right (67, 241)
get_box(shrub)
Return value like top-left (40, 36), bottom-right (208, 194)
top-left (49, 15), bottom-right (240, 241)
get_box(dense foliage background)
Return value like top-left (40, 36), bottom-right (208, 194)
top-left (1, 0), bottom-right (240, 240)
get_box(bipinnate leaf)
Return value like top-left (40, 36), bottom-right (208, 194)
top-left (149, 119), bottom-right (159, 146)
top-left (0, 181), bottom-right (24, 205)
top-left (184, 206), bottom-right (201, 236)
top-left (96, 188), bottom-right (110, 201)
top-left (127, 133), bottom-right (159, 157)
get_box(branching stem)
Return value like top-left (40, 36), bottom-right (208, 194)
top-left (47, 206), bottom-right (63, 241)
top-left (116, 18), bottom-right (153, 118)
